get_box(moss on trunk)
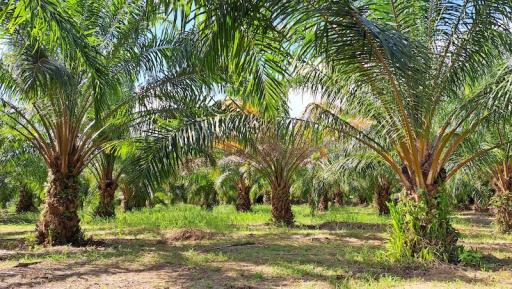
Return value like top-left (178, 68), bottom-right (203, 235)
top-left (271, 181), bottom-right (293, 225)
top-left (36, 173), bottom-right (84, 246)
top-left (235, 178), bottom-right (251, 212)
top-left (375, 178), bottom-right (391, 215)
top-left (95, 179), bottom-right (118, 218)
top-left (16, 186), bottom-right (37, 213)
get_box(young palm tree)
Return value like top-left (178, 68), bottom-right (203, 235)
top-left (284, 0), bottom-right (512, 261)
top-left (0, 128), bottom-right (47, 213)
top-left (221, 124), bottom-right (315, 225)
top-left (294, 147), bottom-right (339, 212)
top-left (216, 155), bottom-right (257, 212)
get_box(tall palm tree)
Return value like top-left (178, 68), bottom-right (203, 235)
top-left (0, 1), bottom-right (211, 245)
top-left (281, 0), bottom-right (512, 261)
top-left (127, 0), bottom-right (295, 208)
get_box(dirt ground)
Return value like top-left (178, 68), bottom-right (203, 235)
top-left (0, 211), bottom-right (511, 289)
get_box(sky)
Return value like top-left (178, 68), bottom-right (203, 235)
top-left (288, 88), bottom-right (317, 118)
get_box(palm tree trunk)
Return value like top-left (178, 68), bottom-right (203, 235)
top-left (375, 177), bottom-right (391, 215)
top-left (263, 190), bottom-right (271, 204)
top-left (95, 179), bottom-right (118, 217)
top-left (121, 184), bottom-right (144, 211)
top-left (332, 190), bottom-right (344, 206)
top-left (35, 172), bottom-right (83, 246)
top-left (317, 192), bottom-right (329, 211)
top-left (492, 190), bottom-right (512, 233)
top-left (235, 178), bottom-right (251, 212)
top-left (201, 189), bottom-right (217, 210)
top-left (393, 183), bottom-right (459, 262)
top-left (271, 181), bottom-right (293, 225)
top-left (491, 176), bottom-right (512, 233)
top-left (121, 185), bottom-right (132, 211)
top-left (16, 185), bottom-right (37, 213)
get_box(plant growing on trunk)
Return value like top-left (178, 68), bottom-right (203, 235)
top-left (287, 0), bottom-right (512, 262)
top-left (0, 45), bottom-right (121, 244)
top-left (15, 185), bottom-right (37, 213)
top-left (374, 176), bottom-right (392, 215)
top-left (451, 121), bottom-right (512, 232)
top-left (483, 122), bottom-right (512, 233)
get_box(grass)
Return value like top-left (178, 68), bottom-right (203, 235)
top-left (79, 204), bottom-right (387, 232)
top-left (1, 205), bottom-right (511, 288)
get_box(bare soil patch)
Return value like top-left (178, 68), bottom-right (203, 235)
top-left (166, 229), bottom-right (217, 242)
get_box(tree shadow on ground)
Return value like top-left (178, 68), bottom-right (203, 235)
top-left (454, 211), bottom-right (494, 226)
top-left (0, 212), bottom-right (37, 225)
top-left (0, 210), bottom-right (510, 288)
top-left (300, 221), bottom-right (388, 232)
top-left (198, 236), bottom-right (495, 286)
top-left (0, 232), bottom-right (507, 288)
top-left (0, 240), bottom-right (294, 289)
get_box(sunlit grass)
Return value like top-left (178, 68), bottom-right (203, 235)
top-left (1, 205), bottom-right (511, 288)
top-left (77, 204), bottom-right (387, 234)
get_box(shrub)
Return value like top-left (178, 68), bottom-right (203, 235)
top-left (387, 189), bottom-right (461, 263)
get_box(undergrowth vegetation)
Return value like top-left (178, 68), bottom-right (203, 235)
top-left (1, 205), bottom-right (511, 288)
top-left (80, 205), bottom-right (388, 233)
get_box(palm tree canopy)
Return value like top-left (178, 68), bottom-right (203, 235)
top-left (290, 0), bottom-right (512, 192)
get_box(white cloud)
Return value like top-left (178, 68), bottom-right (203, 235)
top-left (288, 88), bottom-right (318, 118)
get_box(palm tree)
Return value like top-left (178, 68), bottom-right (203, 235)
top-left (457, 120), bottom-right (512, 233)
top-left (284, 0), bottom-right (512, 261)
top-left (489, 163), bottom-right (512, 233)
top-left (0, 1), bottom-right (211, 245)
top-left (90, 150), bottom-right (122, 217)
top-left (337, 142), bottom-right (396, 214)
top-left (221, 123), bottom-right (315, 225)
top-left (216, 155), bottom-right (257, 212)
top-left (127, 0), bottom-right (295, 211)
top-left (0, 38), bottom-right (113, 244)
top-left (0, 128), bottom-right (47, 213)
top-left (487, 123), bottom-right (512, 233)
top-left (294, 147), bottom-right (338, 212)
